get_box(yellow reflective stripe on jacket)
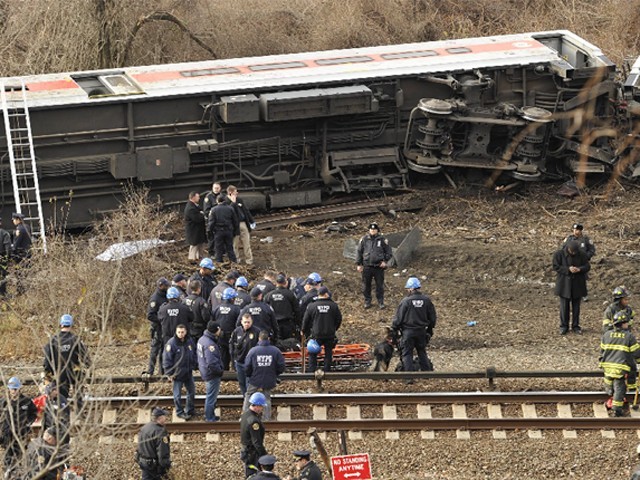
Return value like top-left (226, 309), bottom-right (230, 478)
top-left (600, 343), bottom-right (632, 352)
top-left (600, 361), bottom-right (631, 373)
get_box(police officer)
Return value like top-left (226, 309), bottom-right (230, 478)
top-left (298, 273), bottom-right (322, 316)
top-left (0, 376), bottom-right (38, 473)
top-left (203, 181), bottom-right (223, 219)
top-left (197, 321), bottom-right (224, 422)
top-left (231, 313), bottom-right (261, 396)
top-left (239, 288), bottom-right (279, 343)
top-left (249, 455), bottom-right (282, 479)
top-left (163, 324), bottom-right (197, 420)
top-left (265, 273), bottom-right (300, 340)
top-left (235, 276), bottom-right (252, 309)
top-left (183, 279), bottom-right (211, 341)
top-left (240, 392), bottom-right (268, 478)
top-left (563, 222), bottom-right (595, 302)
top-left (285, 450), bottom-right (323, 480)
top-left (210, 271), bottom-right (237, 310)
top-left (136, 407), bottom-right (171, 479)
top-left (0, 219), bottom-right (11, 297)
top-left (43, 314), bottom-right (91, 405)
top-left (302, 287), bottom-right (342, 372)
top-left (243, 331), bottom-right (286, 421)
top-left (146, 277), bottom-right (170, 375)
top-left (599, 311), bottom-right (640, 417)
top-left (603, 286), bottom-right (635, 332)
top-left (552, 240), bottom-right (590, 335)
top-left (188, 257), bottom-right (217, 301)
top-left (41, 382), bottom-right (71, 446)
top-left (172, 273), bottom-right (189, 299)
top-left (11, 212), bottom-right (32, 261)
top-left (212, 287), bottom-right (241, 370)
top-left (255, 270), bottom-right (278, 296)
top-left (159, 287), bottom-right (194, 346)
top-left (25, 426), bottom-right (65, 480)
top-left (392, 277), bottom-right (437, 379)
top-left (208, 194), bottom-right (239, 263)
top-left (356, 222), bottom-right (392, 310)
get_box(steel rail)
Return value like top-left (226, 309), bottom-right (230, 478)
top-left (100, 417), bottom-right (640, 435)
top-left (89, 391), bottom-right (613, 409)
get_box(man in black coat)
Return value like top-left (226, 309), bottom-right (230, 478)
top-left (208, 194), bottom-right (239, 262)
top-left (552, 240), bottom-right (590, 335)
top-left (184, 191), bottom-right (207, 263)
top-left (136, 407), bottom-right (171, 479)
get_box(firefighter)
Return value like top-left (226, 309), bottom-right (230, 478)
top-left (603, 285), bottom-right (635, 332)
top-left (599, 311), bottom-right (640, 417)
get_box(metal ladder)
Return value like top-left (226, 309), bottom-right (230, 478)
top-left (0, 79), bottom-right (46, 253)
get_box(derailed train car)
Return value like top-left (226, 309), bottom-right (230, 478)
top-left (0, 30), bottom-right (633, 229)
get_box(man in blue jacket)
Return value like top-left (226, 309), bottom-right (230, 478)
top-left (242, 330), bottom-right (285, 421)
top-left (197, 321), bottom-right (224, 422)
top-left (163, 324), bottom-right (197, 420)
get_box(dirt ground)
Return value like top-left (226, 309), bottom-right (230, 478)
top-left (8, 176), bottom-right (640, 479)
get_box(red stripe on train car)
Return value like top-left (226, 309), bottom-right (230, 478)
top-left (26, 79), bottom-right (78, 91)
top-left (132, 70), bottom-right (183, 83)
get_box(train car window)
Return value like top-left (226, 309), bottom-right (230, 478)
top-left (248, 62), bottom-right (307, 71)
top-left (72, 73), bottom-right (143, 98)
top-left (101, 75), bottom-right (143, 95)
top-left (181, 67), bottom-right (240, 77)
top-left (316, 56), bottom-right (374, 66)
top-left (446, 47), bottom-right (472, 54)
top-left (381, 51), bottom-right (438, 60)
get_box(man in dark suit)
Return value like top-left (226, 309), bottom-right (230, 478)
top-left (184, 191), bottom-right (207, 263)
top-left (552, 240), bottom-right (590, 335)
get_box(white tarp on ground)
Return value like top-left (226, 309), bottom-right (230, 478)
top-left (95, 239), bottom-right (174, 261)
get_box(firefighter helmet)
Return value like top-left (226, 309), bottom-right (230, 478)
top-left (613, 286), bottom-right (630, 300)
top-left (613, 311), bottom-right (629, 326)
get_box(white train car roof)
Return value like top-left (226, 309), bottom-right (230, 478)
top-left (1, 30), bottom-right (610, 109)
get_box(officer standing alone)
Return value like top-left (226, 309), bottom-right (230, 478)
top-left (136, 407), bottom-right (171, 479)
top-left (552, 240), bottom-right (590, 335)
top-left (356, 223), bottom-right (392, 310)
top-left (240, 392), bottom-right (269, 478)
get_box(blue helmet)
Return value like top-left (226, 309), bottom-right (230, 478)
top-left (308, 272), bottom-right (322, 284)
top-left (306, 339), bottom-right (321, 354)
top-left (60, 314), bottom-right (73, 327)
top-left (7, 377), bottom-right (21, 389)
top-left (199, 258), bottom-right (215, 270)
top-left (235, 276), bottom-right (249, 288)
top-left (249, 392), bottom-right (267, 406)
top-left (166, 287), bottom-right (181, 299)
top-left (222, 287), bottom-right (238, 300)
top-left (405, 277), bottom-right (421, 290)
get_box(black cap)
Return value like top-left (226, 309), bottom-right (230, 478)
top-left (572, 223), bottom-right (584, 230)
top-left (369, 222), bottom-right (379, 230)
top-left (250, 287), bottom-right (263, 298)
top-left (305, 278), bottom-right (318, 286)
top-left (225, 272), bottom-right (236, 281)
top-left (45, 426), bottom-right (57, 438)
top-left (258, 454), bottom-right (277, 466)
top-left (173, 274), bottom-right (187, 283)
top-left (276, 273), bottom-right (287, 284)
top-left (157, 277), bottom-right (170, 288)
top-left (318, 286), bottom-right (330, 296)
top-left (11, 212), bottom-right (23, 220)
top-left (152, 407), bottom-right (168, 417)
top-left (207, 320), bottom-right (221, 334)
top-left (293, 450), bottom-right (311, 459)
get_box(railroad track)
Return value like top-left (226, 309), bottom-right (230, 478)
top-left (90, 391), bottom-right (640, 438)
top-left (254, 196), bottom-right (421, 230)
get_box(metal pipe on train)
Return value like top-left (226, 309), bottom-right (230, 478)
top-left (0, 30), bottom-right (633, 228)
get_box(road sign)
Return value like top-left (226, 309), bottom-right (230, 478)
top-left (331, 453), bottom-right (372, 480)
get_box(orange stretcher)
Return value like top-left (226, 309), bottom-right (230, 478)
top-left (282, 343), bottom-right (372, 372)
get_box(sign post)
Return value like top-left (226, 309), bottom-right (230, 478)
top-left (330, 453), bottom-right (372, 480)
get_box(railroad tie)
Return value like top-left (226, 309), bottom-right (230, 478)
top-left (313, 405), bottom-right (327, 440)
top-left (521, 404), bottom-right (542, 439)
top-left (452, 404), bottom-right (470, 440)
top-left (382, 405), bottom-right (399, 440)
top-left (206, 431), bottom-right (220, 442)
top-left (557, 404), bottom-right (577, 439)
top-left (137, 409), bottom-right (151, 424)
top-left (592, 402), bottom-right (615, 439)
top-left (170, 433), bottom-right (185, 443)
top-left (629, 405), bottom-right (640, 438)
top-left (346, 405), bottom-right (362, 440)
top-left (417, 404), bottom-right (435, 440)
top-left (487, 404), bottom-right (506, 440)
top-left (99, 409), bottom-right (117, 445)
top-left (277, 406), bottom-right (292, 441)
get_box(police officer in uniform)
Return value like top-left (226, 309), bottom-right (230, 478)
top-left (212, 287), bottom-right (241, 370)
top-left (249, 455), bottom-right (281, 479)
top-left (298, 273), bottom-right (322, 316)
top-left (136, 407), bottom-right (171, 479)
top-left (159, 287), bottom-right (194, 346)
top-left (603, 285), bottom-right (635, 332)
top-left (356, 222), bottom-right (392, 310)
top-left (43, 314), bottom-right (91, 405)
top-left (552, 240), bottom-right (590, 335)
top-left (302, 287), bottom-right (342, 372)
top-left (25, 426), bottom-right (65, 480)
top-left (239, 288), bottom-right (279, 343)
top-left (235, 276), bottom-right (252, 309)
top-left (563, 222), bottom-right (595, 301)
top-left (255, 270), bottom-right (278, 296)
top-left (392, 277), bottom-right (437, 378)
top-left (240, 392), bottom-right (268, 478)
top-left (285, 450), bottom-right (323, 480)
top-left (11, 212), bottom-right (32, 261)
top-left (0, 376), bottom-right (38, 473)
top-left (231, 313), bottom-right (261, 396)
top-left (188, 257), bottom-right (217, 301)
top-left (265, 273), bottom-right (300, 341)
top-left (146, 277), bottom-right (170, 375)
top-left (208, 194), bottom-right (239, 263)
top-left (210, 271), bottom-right (237, 310)
top-left (183, 279), bottom-right (211, 341)
top-left (599, 311), bottom-right (640, 416)
top-left (0, 219), bottom-right (11, 297)
top-left (203, 181), bottom-right (223, 219)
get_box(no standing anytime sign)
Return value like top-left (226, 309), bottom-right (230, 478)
top-left (331, 453), bottom-right (373, 480)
